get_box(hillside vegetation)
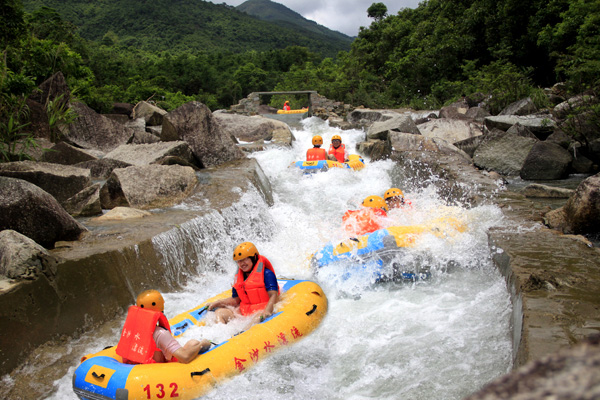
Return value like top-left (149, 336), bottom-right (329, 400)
top-left (21, 0), bottom-right (351, 56)
top-left (2, 0), bottom-right (600, 161)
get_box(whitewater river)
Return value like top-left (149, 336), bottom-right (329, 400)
top-left (22, 117), bottom-right (512, 399)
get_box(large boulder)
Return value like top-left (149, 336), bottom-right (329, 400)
top-left (132, 101), bottom-right (167, 126)
top-left (62, 183), bottom-right (102, 217)
top-left (388, 132), bottom-right (471, 161)
top-left (347, 109), bottom-right (402, 129)
top-left (499, 97), bottom-right (538, 116)
top-left (28, 71), bottom-right (70, 109)
top-left (367, 115), bottom-right (421, 140)
top-left (104, 141), bottom-right (197, 167)
top-left (213, 112), bottom-right (293, 146)
top-left (100, 165), bottom-right (198, 210)
top-left (417, 118), bottom-right (483, 144)
top-left (0, 161), bottom-right (91, 204)
top-left (62, 102), bottom-right (135, 152)
top-left (484, 115), bottom-right (556, 139)
top-left (545, 173), bottom-right (600, 234)
top-left (0, 230), bottom-right (60, 280)
top-left (25, 99), bottom-right (51, 140)
top-left (41, 141), bottom-right (102, 165)
top-left (473, 131), bottom-right (538, 176)
top-left (161, 101), bottom-right (244, 167)
top-left (520, 141), bottom-right (573, 180)
top-left (73, 158), bottom-right (132, 180)
top-left (0, 177), bottom-right (87, 248)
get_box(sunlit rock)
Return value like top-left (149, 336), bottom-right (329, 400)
top-left (0, 230), bottom-right (60, 280)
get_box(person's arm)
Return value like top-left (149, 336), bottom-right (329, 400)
top-left (207, 296), bottom-right (240, 310)
top-left (172, 339), bottom-right (211, 364)
top-left (259, 290), bottom-right (279, 320)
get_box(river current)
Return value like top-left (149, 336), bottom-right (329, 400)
top-left (19, 117), bottom-right (512, 399)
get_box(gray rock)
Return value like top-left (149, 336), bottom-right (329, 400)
top-left (123, 117), bottom-right (147, 135)
top-left (484, 115), bottom-right (556, 138)
top-left (473, 132), bottom-right (538, 176)
top-left (520, 141), bottom-right (573, 180)
top-left (213, 112), bottom-right (293, 146)
top-left (571, 155), bottom-right (595, 174)
top-left (0, 161), bottom-right (91, 204)
top-left (73, 158), bottom-right (132, 180)
top-left (28, 71), bottom-right (70, 109)
top-left (62, 102), bottom-right (135, 152)
top-left (453, 135), bottom-right (486, 158)
top-left (128, 130), bottom-right (161, 144)
top-left (561, 173), bottom-right (600, 234)
top-left (417, 118), bottom-right (483, 144)
top-left (104, 141), bottom-right (196, 167)
top-left (347, 109), bottom-right (401, 129)
top-left (0, 229), bottom-right (60, 280)
top-left (465, 107), bottom-right (491, 122)
top-left (506, 123), bottom-right (538, 139)
top-left (499, 97), bottom-right (538, 116)
top-left (522, 183), bottom-right (574, 198)
top-left (100, 164), bottom-right (198, 210)
top-left (553, 95), bottom-right (595, 119)
top-left (545, 129), bottom-right (572, 148)
top-left (389, 132), bottom-right (471, 162)
top-left (41, 141), bottom-right (100, 165)
top-left (161, 101), bottom-right (244, 168)
top-left (62, 183), bottom-right (102, 217)
top-left (0, 177), bottom-right (87, 248)
top-left (367, 115), bottom-right (421, 140)
top-left (132, 101), bottom-right (167, 126)
top-left (92, 206), bottom-right (151, 221)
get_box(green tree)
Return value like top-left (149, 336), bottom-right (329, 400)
top-left (367, 2), bottom-right (388, 21)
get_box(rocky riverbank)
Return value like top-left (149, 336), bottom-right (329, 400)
top-left (1, 77), bottom-right (600, 398)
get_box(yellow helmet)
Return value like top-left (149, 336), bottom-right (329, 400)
top-left (384, 188), bottom-right (404, 200)
top-left (312, 135), bottom-right (323, 146)
top-left (331, 135), bottom-right (342, 142)
top-left (233, 242), bottom-right (259, 261)
top-left (136, 290), bottom-right (164, 312)
top-left (362, 195), bottom-right (388, 211)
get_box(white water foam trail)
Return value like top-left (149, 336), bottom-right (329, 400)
top-left (46, 117), bottom-right (512, 400)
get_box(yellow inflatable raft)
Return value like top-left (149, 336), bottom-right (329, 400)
top-left (291, 154), bottom-right (365, 173)
top-left (72, 279), bottom-right (327, 400)
top-left (277, 108), bottom-right (308, 114)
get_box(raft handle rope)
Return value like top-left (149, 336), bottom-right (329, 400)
top-left (91, 372), bottom-right (105, 380)
top-left (306, 304), bottom-right (317, 316)
top-left (191, 368), bottom-right (211, 378)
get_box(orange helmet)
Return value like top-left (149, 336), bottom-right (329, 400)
top-left (312, 135), bottom-right (323, 146)
top-left (362, 195), bottom-right (388, 211)
top-left (384, 188), bottom-right (404, 200)
top-left (331, 135), bottom-right (342, 142)
top-left (136, 290), bottom-right (164, 312)
top-left (233, 242), bottom-right (259, 261)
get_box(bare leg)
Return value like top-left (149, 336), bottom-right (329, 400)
top-left (214, 308), bottom-right (234, 324)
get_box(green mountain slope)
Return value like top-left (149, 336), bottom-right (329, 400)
top-left (21, 0), bottom-right (351, 56)
top-left (237, 0), bottom-right (353, 42)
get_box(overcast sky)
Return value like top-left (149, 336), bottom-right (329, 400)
top-left (218, 0), bottom-right (422, 37)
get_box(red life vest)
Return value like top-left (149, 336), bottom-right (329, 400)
top-left (233, 255), bottom-right (279, 316)
top-left (283, 104), bottom-right (290, 110)
top-left (306, 147), bottom-right (328, 161)
top-left (116, 306), bottom-right (173, 364)
top-left (342, 207), bottom-right (388, 236)
top-left (328, 144), bottom-right (346, 163)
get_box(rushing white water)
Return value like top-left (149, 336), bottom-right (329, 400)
top-left (46, 117), bottom-right (512, 399)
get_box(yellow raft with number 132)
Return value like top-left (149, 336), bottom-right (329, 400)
top-left (72, 279), bottom-right (327, 400)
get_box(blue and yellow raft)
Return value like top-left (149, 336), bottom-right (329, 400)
top-left (72, 279), bottom-right (327, 400)
top-left (291, 154), bottom-right (365, 173)
top-left (311, 217), bottom-right (467, 281)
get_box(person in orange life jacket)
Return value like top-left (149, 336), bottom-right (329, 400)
top-left (342, 195), bottom-right (389, 236)
top-left (283, 100), bottom-right (291, 111)
top-left (306, 135), bottom-right (328, 161)
top-left (116, 290), bottom-right (211, 364)
top-left (384, 187), bottom-right (411, 210)
top-left (328, 135), bottom-right (349, 162)
top-left (206, 242), bottom-right (279, 326)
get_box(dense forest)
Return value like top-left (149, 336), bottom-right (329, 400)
top-left (1, 0), bottom-right (599, 161)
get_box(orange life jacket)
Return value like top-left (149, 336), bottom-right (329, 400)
top-left (342, 207), bottom-right (388, 236)
top-left (233, 255), bottom-right (278, 316)
top-left (328, 144), bottom-right (346, 163)
top-left (306, 147), bottom-right (328, 161)
top-left (116, 306), bottom-right (173, 364)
